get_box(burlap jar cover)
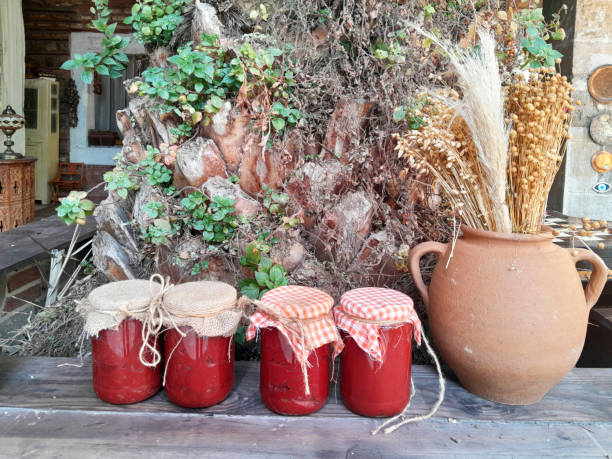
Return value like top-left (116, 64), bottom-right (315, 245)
top-left (245, 285), bottom-right (344, 395)
top-left (81, 279), bottom-right (163, 337)
top-left (162, 281), bottom-right (241, 337)
top-left (335, 287), bottom-right (422, 362)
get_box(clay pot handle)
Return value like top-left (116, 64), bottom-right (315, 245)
top-left (571, 249), bottom-right (609, 309)
top-left (408, 241), bottom-right (447, 309)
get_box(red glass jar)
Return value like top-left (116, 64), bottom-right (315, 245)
top-left (164, 326), bottom-right (234, 408)
top-left (260, 327), bottom-right (330, 415)
top-left (91, 318), bottom-right (162, 404)
top-left (340, 323), bottom-right (413, 417)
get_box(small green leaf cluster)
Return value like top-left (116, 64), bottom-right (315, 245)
top-left (261, 184), bottom-right (289, 216)
top-left (423, 4), bottom-right (436, 21)
top-left (124, 0), bottom-right (190, 47)
top-left (169, 122), bottom-right (193, 140)
top-left (137, 36), bottom-right (237, 127)
top-left (136, 34), bottom-right (300, 137)
top-left (140, 218), bottom-right (176, 245)
top-left (239, 243), bottom-right (288, 299)
top-left (270, 102), bottom-right (301, 133)
top-left (371, 32), bottom-right (407, 69)
top-left (316, 8), bottom-right (331, 24)
top-left (56, 191), bottom-right (95, 226)
top-left (103, 168), bottom-right (137, 199)
top-left (60, 0), bottom-right (130, 83)
top-left (137, 146), bottom-right (173, 186)
top-left (393, 96), bottom-right (430, 129)
top-left (190, 260), bottom-right (209, 275)
top-left (142, 201), bottom-right (165, 218)
top-left (519, 8), bottom-right (564, 69)
top-left (104, 146), bottom-right (172, 198)
top-left (248, 4), bottom-right (269, 22)
top-left (180, 191), bottom-right (238, 244)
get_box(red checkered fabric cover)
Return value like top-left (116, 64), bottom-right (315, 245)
top-left (246, 285), bottom-right (344, 363)
top-left (335, 287), bottom-right (421, 362)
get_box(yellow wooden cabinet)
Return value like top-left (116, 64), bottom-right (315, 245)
top-left (24, 79), bottom-right (59, 204)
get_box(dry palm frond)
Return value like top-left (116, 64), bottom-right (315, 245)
top-left (407, 25), bottom-right (512, 233)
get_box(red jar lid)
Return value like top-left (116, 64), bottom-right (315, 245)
top-left (336, 288), bottom-right (421, 362)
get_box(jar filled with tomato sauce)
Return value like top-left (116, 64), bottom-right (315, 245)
top-left (246, 286), bottom-right (343, 415)
top-left (162, 281), bottom-right (241, 408)
top-left (85, 280), bottom-right (163, 405)
top-left (335, 288), bottom-right (422, 417)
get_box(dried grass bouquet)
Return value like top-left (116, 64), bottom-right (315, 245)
top-left (396, 26), bottom-right (575, 234)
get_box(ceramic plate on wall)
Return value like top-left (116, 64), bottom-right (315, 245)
top-left (588, 65), bottom-right (612, 104)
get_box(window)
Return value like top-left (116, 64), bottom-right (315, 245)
top-left (89, 55), bottom-right (148, 146)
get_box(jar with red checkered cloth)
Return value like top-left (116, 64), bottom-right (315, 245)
top-left (245, 285), bottom-right (343, 415)
top-left (335, 287), bottom-right (421, 417)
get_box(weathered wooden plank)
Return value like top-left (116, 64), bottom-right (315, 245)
top-left (0, 216), bottom-right (96, 273)
top-left (0, 408), bottom-right (610, 458)
top-left (0, 356), bottom-right (611, 424)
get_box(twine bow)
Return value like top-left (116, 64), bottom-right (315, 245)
top-left (138, 274), bottom-right (186, 368)
top-left (239, 296), bottom-right (334, 396)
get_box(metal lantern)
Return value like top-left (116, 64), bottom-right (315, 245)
top-left (0, 105), bottom-right (25, 159)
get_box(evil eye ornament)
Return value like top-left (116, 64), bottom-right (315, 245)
top-left (593, 182), bottom-right (611, 193)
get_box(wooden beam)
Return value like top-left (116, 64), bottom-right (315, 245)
top-left (0, 356), bottom-right (610, 456)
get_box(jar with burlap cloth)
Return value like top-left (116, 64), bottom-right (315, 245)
top-left (162, 281), bottom-right (241, 408)
top-left (335, 287), bottom-right (446, 435)
top-left (245, 285), bottom-right (343, 415)
top-left (82, 279), bottom-right (163, 405)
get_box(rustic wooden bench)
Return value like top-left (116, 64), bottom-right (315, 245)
top-left (0, 215), bottom-right (96, 275)
top-left (0, 356), bottom-right (610, 457)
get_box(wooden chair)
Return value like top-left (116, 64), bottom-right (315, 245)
top-left (50, 162), bottom-right (85, 206)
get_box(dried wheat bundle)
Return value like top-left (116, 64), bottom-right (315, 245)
top-left (396, 98), bottom-right (498, 231)
top-left (506, 68), bottom-right (575, 233)
top-left (407, 25), bottom-right (512, 232)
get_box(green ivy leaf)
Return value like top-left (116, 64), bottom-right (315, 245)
top-left (272, 117), bottom-right (286, 131)
top-left (269, 265), bottom-right (285, 284)
top-left (60, 60), bottom-right (76, 70)
top-left (96, 65), bottom-right (109, 76)
top-left (255, 271), bottom-right (269, 286)
top-left (81, 69), bottom-right (94, 84)
top-left (239, 279), bottom-right (260, 299)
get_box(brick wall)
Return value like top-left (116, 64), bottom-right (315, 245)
top-left (22, 0), bottom-right (135, 162)
top-left (0, 262), bottom-right (47, 314)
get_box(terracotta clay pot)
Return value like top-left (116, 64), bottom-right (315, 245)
top-left (409, 225), bottom-right (608, 405)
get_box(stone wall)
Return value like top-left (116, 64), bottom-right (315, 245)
top-left (563, 0), bottom-right (612, 219)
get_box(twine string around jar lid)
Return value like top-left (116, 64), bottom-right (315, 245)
top-left (160, 281), bottom-right (241, 386)
top-left (239, 296), bottom-right (319, 395)
top-left (137, 274), bottom-right (187, 368)
top-left (336, 287), bottom-right (444, 435)
top-left (241, 289), bottom-right (342, 396)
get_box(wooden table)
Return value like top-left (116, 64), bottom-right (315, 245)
top-left (0, 356), bottom-right (610, 457)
